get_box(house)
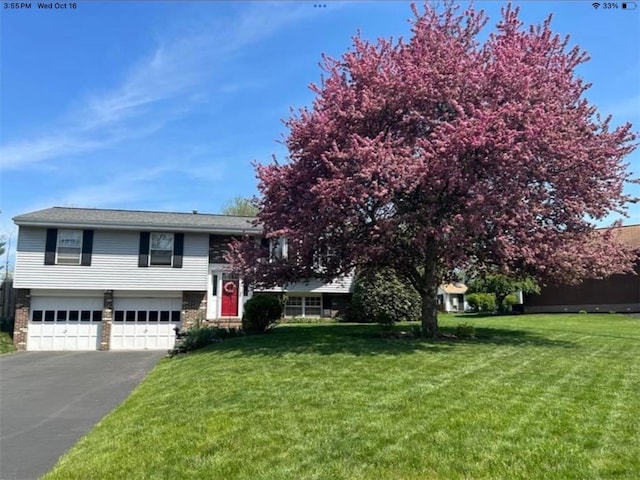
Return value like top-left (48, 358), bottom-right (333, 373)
top-left (524, 224), bottom-right (640, 313)
top-left (12, 207), bottom-right (353, 351)
top-left (437, 283), bottom-right (469, 313)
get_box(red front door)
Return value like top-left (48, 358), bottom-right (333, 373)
top-left (221, 280), bottom-right (239, 316)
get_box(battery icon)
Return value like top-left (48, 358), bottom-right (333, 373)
top-left (622, 2), bottom-right (637, 8)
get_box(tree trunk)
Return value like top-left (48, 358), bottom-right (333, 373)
top-left (496, 293), bottom-right (506, 314)
top-left (420, 289), bottom-right (439, 338)
top-left (420, 249), bottom-right (439, 338)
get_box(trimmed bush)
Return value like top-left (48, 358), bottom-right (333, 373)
top-left (466, 292), bottom-right (497, 313)
top-left (502, 294), bottom-right (519, 312)
top-left (242, 294), bottom-right (283, 334)
top-left (347, 268), bottom-right (420, 324)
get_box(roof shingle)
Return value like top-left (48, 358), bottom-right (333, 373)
top-left (13, 207), bottom-right (261, 234)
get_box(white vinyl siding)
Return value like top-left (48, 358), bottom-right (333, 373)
top-left (259, 275), bottom-right (354, 294)
top-left (14, 227), bottom-right (208, 290)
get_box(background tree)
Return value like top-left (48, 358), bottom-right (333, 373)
top-left (467, 274), bottom-right (540, 313)
top-left (0, 237), bottom-right (5, 274)
top-left (221, 196), bottom-right (259, 216)
top-left (229, 2), bottom-right (638, 338)
top-left (466, 293), bottom-right (497, 313)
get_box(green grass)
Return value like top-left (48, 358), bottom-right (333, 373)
top-left (45, 314), bottom-right (640, 480)
top-left (0, 331), bottom-right (15, 354)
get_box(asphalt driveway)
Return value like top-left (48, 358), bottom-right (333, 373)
top-left (0, 351), bottom-right (165, 480)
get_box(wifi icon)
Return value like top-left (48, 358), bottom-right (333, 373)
top-left (593, 2), bottom-right (600, 7)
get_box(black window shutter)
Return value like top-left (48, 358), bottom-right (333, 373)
top-left (173, 233), bottom-right (184, 268)
top-left (81, 230), bottom-right (94, 266)
top-left (138, 232), bottom-right (150, 267)
top-left (44, 229), bottom-right (58, 265)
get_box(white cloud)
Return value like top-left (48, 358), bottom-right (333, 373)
top-left (1, 2), bottom-right (316, 171)
top-left (41, 165), bottom-right (174, 210)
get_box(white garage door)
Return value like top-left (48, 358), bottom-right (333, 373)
top-left (28, 296), bottom-right (103, 351)
top-left (111, 297), bottom-right (182, 350)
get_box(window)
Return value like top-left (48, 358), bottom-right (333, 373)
top-left (150, 233), bottom-right (174, 266)
top-left (285, 297), bottom-right (303, 317)
top-left (269, 237), bottom-right (288, 262)
top-left (304, 297), bottom-right (322, 317)
top-left (56, 229), bottom-right (82, 264)
top-left (284, 297), bottom-right (322, 317)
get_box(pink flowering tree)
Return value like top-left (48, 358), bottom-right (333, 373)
top-left (228, 2), bottom-right (638, 338)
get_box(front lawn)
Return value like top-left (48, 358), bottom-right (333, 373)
top-left (45, 314), bottom-right (640, 479)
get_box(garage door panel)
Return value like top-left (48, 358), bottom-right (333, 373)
top-left (111, 297), bottom-right (181, 350)
top-left (28, 297), bottom-right (102, 351)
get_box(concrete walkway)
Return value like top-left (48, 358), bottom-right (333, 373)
top-left (0, 351), bottom-right (165, 480)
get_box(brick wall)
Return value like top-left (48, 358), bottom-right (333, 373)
top-left (100, 290), bottom-right (114, 351)
top-left (13, 289), bottom-right (30, 351)
top-left (207, 318), bottom-right (242, 329)
top-left (182, 291), bottom-right (207, 329)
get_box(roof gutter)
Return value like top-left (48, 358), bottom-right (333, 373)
top-left (13, 219), bottom-right (263, 235)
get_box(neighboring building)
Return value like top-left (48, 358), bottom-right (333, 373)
top-left (524, 224), bottom-right (640, 313)
top-left (438, 283), bottom-right (469, 313)
top-left (12, 207), bottom-right (353, 351)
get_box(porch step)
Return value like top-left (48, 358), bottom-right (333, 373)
top-left (207, 318), bottom-right (242, 328)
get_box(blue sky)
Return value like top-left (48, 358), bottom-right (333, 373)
top-left (1, 1), bottom-right (639, 267)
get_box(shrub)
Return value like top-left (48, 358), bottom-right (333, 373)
top-left (455, 323), bottom-right (476, 339)
top-left (376, 311), bottom-right (395, 336)
top-left (466, 293), bottom-right (497, 313)
top-left (213, 327), bottom-right (243, 339)
top-left (280, 317), bottom-right (336, 324)
top-left (347, 268), bottom-right (420, 324)
top-left (409, 324), bottom-right (423, 338)
top-left (171, 326), bottom-right (220, 355)
top-left (0, 331), bottom-right (15, 354)
top-left (502, 294), bottom-right (519, 312)
top-left (242, 294), bottom-right (283, 334)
